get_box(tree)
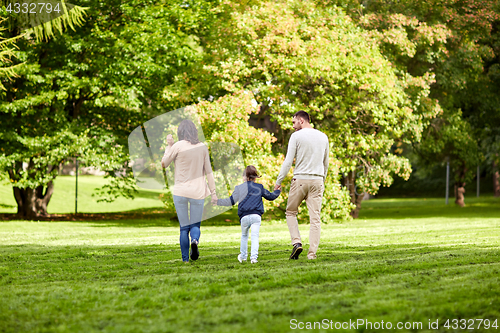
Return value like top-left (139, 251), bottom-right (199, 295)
top-left (0, 0), bottom-right (89, 217)
top-left (0, 0), bottom-right (218, 218)
top-left (179, 0), bottom-right (441, 218)
top-left (193, 91), bottom-right (287, 218)
top-left (324, 0), bottom-right (500, 202)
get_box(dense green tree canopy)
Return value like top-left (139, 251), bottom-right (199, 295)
top-left (2, 0), bottom-right (499, 219)
top-left (323, 0), bottom-right (500, 201)
top-left (0, 0), bottom-right (218, 217)
top-left (179, 0), bottom-right (441, 217)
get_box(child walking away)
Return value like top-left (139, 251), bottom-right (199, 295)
top-left (217, 166), bottom-right (281, 263)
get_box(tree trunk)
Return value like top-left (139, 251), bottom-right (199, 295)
top-left (454, 183), bottom-right (465, 207)
top-left (12, 181), bottom-right (55, 218)
top-left (36, 181), bottom-right (55, 214)
top-left (6, 147), bottom-right (62, 218)
top-left (493, 162), bottom-right (500, 197)
top-left (453, 165), bottom-right (467, 207)
top-left (13, 186), bottom-right (37, 218)
top-left (346, 171), bottom-right (364, 218)
top-left (9, 159), bottom-right (57, 219)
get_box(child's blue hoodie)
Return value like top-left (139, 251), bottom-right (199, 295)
top-left (217, 181), bottom-right (280, 221)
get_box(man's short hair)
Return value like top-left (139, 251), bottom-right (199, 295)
top-left (293, 110), bottom-right (310, 123)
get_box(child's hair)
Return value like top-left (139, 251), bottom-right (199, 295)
top-left (243, 165), bottom-right (261, 181)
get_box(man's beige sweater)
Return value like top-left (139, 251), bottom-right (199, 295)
top-left (276, 128), bottom-right (329, 185)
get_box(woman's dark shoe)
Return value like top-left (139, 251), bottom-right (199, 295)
top-left (190, 240), bottom-right (199, 261)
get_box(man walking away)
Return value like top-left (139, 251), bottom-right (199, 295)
top-left (275, 111), bottom-right (329, 260)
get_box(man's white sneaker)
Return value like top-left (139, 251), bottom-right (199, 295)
top-left (238, 254), bottom-right (246, 263)
top-left (251, 259), bottom-right (258, 264)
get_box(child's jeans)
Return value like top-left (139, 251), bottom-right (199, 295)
top-left (240, 214), bottom-right (261, 260)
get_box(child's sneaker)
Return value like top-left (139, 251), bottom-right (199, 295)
top-left (251, 259), bottom-right (258, 264)
top-left (238, 254), bottom-right (246, 263)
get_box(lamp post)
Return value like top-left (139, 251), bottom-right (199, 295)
top-left (75, 156), bottom-right (79, 215)
top-left (445, 158), bottom-right (450, 205)
top-left (477, 165), bottom-right (480, 198)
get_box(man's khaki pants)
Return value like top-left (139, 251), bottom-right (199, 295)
top-left (285, 178), bottom-right (324, 259)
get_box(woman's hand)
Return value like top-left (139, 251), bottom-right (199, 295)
top-left (211, 193), bottom-right (218, 205)
top-left (166, 134), bottom-right (174, 147)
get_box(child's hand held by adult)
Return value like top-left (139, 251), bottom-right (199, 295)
top-left (211, 193), bottom-right (218, 205)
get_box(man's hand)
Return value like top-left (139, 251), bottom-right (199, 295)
top-left (274, 184), bottom-right (281, 191)
top-left (166, 134), bottom-right (174, 147)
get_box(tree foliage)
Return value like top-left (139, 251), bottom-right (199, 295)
top-left (3, 0), bottom-right (499, 219)
top-left (183, 0), bottom-right (440, 217)
top-left (0, 0), bottom-right (218, 217)
top-left (0, 19), bottom-right (23, 91)
top-left (325, 0), bottom-right (500, 201)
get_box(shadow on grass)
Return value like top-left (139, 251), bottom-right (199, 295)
top-left (90, 209), bottom-right (244, 228)
top-left (0, 207), bottom-right (244, 227)
top-left (0, 203), bottom-right (14, 209)
top-left (2, 196), bottom-right (498, 226)
top-left (0, 207), bottom-right (174, 224)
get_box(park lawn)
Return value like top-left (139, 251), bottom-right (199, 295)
top-left (0, 176), bottom-right (166, 214)
top-left (0, 196), bottom-right (499, 332)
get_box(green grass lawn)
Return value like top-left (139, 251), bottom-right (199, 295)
top-left (0, 176), bottom-right (166, 214)
top-left (0, 177), bottom-right (499, 332)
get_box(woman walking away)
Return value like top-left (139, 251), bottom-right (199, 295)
top-left (216, 166), bottom-right (281, 263)
top-left (161, 119), bottom-right (218, 263)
